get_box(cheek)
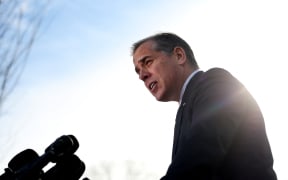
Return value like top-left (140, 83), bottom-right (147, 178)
top-left (152, 62), bottom-right (176, 83)
top-left (158, 71), bottom-right (174, 89)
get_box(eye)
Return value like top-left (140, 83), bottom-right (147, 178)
top-left (144, 59), bottom-right (153, 66)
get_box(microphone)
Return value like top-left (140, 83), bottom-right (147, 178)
top-left (45, 135), bottom-right (79, 162)
top-left (42, 154), bottom-right (85, 180)
top-left (13, 135), bottom-right (79, 180)
top-left (0, 149), bottom-right (40, 180)
top-left (8, 149), bottom-right (39, 171)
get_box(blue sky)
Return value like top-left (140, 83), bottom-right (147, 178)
top-left (1, 0), bottom-right (288, 179)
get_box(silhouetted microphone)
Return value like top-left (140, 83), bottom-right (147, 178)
top-left (45, 135), bottom-right (79, 162)
top-left (42, 154), bottom-right (85, 180)
top-left (12, 135), bottom-right (79, 180)
top-left (0, 149), bottom-right (40, 180)
top-left (8, 149), bottom-right (39, 171)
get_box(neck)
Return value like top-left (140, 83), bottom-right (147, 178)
top-left (177, 67), bottom-right (199, 103)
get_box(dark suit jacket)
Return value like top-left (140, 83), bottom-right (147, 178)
top-left (161, 68), bottom-right (277, 180)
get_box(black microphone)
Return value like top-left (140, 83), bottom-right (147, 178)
top-left (13, 135), bottom-right (79, 180)
top-left (8, 149), bottom-right (39, 171)
top-left (42, 154), bottom-right (85, 180)
top-left (45, 135), bottom-right (79, 163)
top-left (0, 149), bottom-right (40, 180)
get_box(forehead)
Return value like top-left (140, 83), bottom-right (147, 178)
top-left (133, 40), bottom-right (156, 63)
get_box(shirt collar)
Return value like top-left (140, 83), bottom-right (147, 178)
top-left (179, 69), bottom-right (201, 104)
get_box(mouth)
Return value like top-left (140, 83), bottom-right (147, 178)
top-left (148, 81), bottom-right (157, 91)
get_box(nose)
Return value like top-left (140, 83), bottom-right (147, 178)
top-left (139, 68), bottom-right (150, 81)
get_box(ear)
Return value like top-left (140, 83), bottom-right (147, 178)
top-left (173, 47), bottom-right (187, 65)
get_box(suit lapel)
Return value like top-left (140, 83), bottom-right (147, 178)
top-left (172, 71), bottom-right (204, 160)
top-left (172, 101), bottom-right (185, 159)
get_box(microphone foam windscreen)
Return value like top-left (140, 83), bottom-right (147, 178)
top-left (8, 149), bottom-right (39, 171)
top-left (42, 154), bottom-right (85, 180)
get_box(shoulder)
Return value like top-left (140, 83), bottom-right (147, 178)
top-left (200, 68), bottom-right (242, 87)
top-left (204, 68), bottom-right (234, 79)
top-left (193, 68), bottom-right (247, 101)
top-left (183, 68), bottom-right (244, 103)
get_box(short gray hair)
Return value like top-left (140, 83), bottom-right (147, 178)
top-left (131, 32), bottom-right (198, 67)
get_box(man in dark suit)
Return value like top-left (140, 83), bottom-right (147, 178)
top-left (131, 32), bottom-right (277, 179)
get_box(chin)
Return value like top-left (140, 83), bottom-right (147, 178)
top-left (155, 95), bottom-right (169, 102)
top-left (156, 98), bottom-right (165, 102)
top-left (154, 95), bottom-right (164, 102)
top-left (155, 93), bottom-right (176, 102)
top-left (153, 91), bottom-right (170, 102)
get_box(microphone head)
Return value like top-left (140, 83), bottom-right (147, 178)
top-left (8, 149), bottom-right (39, 171)
top-left (42, 154), bottom-right (85, 180)
top-left (45, 135), bottom-right (79, 162)
top-left (7, 149), bottom-right (43, 180)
